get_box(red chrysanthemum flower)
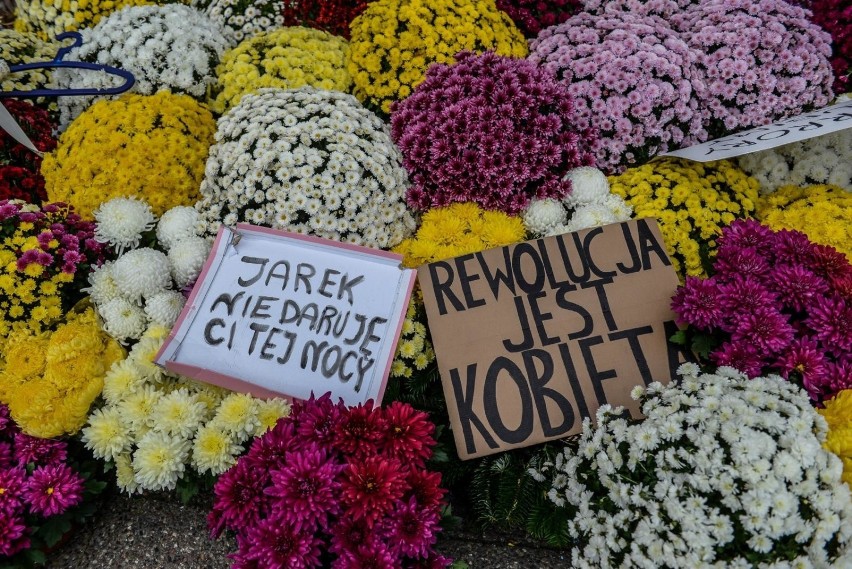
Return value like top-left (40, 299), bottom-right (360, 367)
top-left (13, 433), bottom-right (67, 467)
top-left (381, 402), bottom-right (436, 466)
top-left (240, 514), bottom-right (323, 569)
top-left (330, 542), bottom-right (397, 569)
top-left (340, 456), bottom-right (406, 525)
top-left (0, 100), bottom-right (56, 204)
top-left (22, 464), bottom-right (84, 517)
top-left (671, 276), bottom-right (725, 330)
top-left (329, 515), bottom-right (376, 560)
top-left (0, 508), bottom-right (29, 557)
top-left (404, 469), bottom-right (446, 511)
top-left (496, 0), bottom-right (580, 37)
top-left (808, 243), bottom-right (852, 284)
top-left (280, 0), bottom-right (368, 39)
top-left (293, 393), bottom-right (344, 452)
top-left (244, 419), bottom-right (296, 475)
top-left (0, 467), bottom-right (25, 515)
top-left (380, 496), bottom-right (440, 558)
top-left (265, 445), bottom-right (343, 530)
top-left (334, 401), bottom-right (386, 459)
top-left (209, 460), bottom-right (270, 539)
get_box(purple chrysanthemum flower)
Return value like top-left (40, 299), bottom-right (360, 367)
top-left (765, 264), bottom-right (829, 312)
top-left (240, 514), bottom-right (323, 569)
top-left (711, 341), bottom-right (764, 378)
top-left (22, 464), bottom-right (84, 517)
top-left (671, 276), bottom-right (725, 330)
top-left (330, 542), bottom-right (397, 569)
top-left (209, 460), bottom-right (269, 539)
top-left (292, 393), bottom-right (344, 452)
top-left (806, 295), bottom-right (852, 351)
top-left (380, 496), bottom-right (441, 559)
top-left (771, 228), bottom-right (816, 266)
top-left (776, 337), bottom-right (828, 396)
top-left (717, 276), bottom-right (778, 317)
top-left (265, 446), bottom-right (343, 530)
top-left (730, 307), bottom-right (795, 354)
top-left (0, 508), bottom-right (29, 557)
top-left (716, 219), bottom-right (775, 257)
top-left (0, 467), bottom-right (25, 515)
top-left (713, 246), bottom-right (771, 282)
top-left (13, 433), bottom-right (67, 467)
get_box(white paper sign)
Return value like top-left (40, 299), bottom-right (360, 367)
top-left (155, 223), bottom-right (416, 406)
top-left (661, 100), bottom-right (852, 162)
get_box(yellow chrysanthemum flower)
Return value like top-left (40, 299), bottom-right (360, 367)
top-left (191, 425), bottom-right (242, 475)
top-left (253, 398), bottom-right (291, 435)
top-left (211, 393), bottom-right (260, 441)
top-left (819, 390), bottom-right (852, 487)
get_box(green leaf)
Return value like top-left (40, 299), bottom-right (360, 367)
top-left (176, 479), bottom-right (199, 505)
top-left (25, 547), bottom-right (47, 566)
top-left (669, 329), bottom-right (687, 345)
top-left (691, 333), bottom-right (720, 359)
top-left (37, 516), bottom-right (72, 548)
top-left (450, 561), bottom-right (470, 569)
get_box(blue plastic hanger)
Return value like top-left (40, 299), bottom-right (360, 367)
top-left (0, 31), bottom-right (135, 98)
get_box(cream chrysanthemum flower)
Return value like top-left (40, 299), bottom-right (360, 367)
top-left (99, 297), bottom-right (147, 342)
top-left (566, 203), bottom-right (621, 232)
top-left (523, 198), bottom-right (568, 236)
top-left (94, 197), bottom-right (156, 254)
top-left (168, 236), bottom-right (211, 287)
top-left (191, 424), bottom-right (242, 475)
top-left (133, 431), bottom-right (190, 491)
top-left (102, 358), bottom-right (146, 403)
top-left (151, 388), bottom-right (208, 439)
top-left (144, 290), bottom-right (186, 328)
top-left (86, 262), bottom-right (123, 305)
top-left (82, 407), bottom-right (132, 461)
top-left (253, 398), bottom-right (291, 436)
top-left (118, 384), bottom-right (162, 432)
top-left (563, 166), bottom-right (611, 207)
top-left (115, 452), bottom-right (140, 495)
top-left (128, 336), bottom-right (166, 382)
top-left (156, 206), bottom-right (200, 251)
top-left (112, 248), bottom-right (173, 302)
top-left (211, 393), bottom-right (259, 441)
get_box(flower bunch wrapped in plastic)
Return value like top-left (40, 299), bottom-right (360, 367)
top-left (609, 158), bottom-right (759, 278)
top-left (819, 390), bottom-right (852, 487)
top-left (532, 364), bottom-right (852, 568)
top-left (671, 219), bottom-right (852, 403)
top-left (738, 129), bottom-right (852, 194)
top-left (208, 394), bottom-right (450, 568)
top-left (797, 0), bottom-right (851, 93)
top-left (348, 0), bottom-right (528, 115)
top-left (0, 30), bottom-right (57, 113)
top-left (0, 306), bottom-right (124, 438)
top-left (42, 92), bottom-right (216, 218)
top-left (496, 0), bottom-right (580, 37)
top-left (671, 0), bottom-right (834, 138)
top-left (82, 324), bottom-right (290, 494)
top-left (52, 4), bottom-right (229, 130)
top-left (0, 404), bottom-right (98, 562)
top-left (196, 87), bottom-right (416, 249)
top-left (392, 51), bottom-right (597, 214)
top-left (522, 166), bottom-right (632, 237)
top-left (757, 184), bottom-right (852, 262)
top-left (529, 11), bottom-right (706, 174)
top-left (0, 100), bottom-right (56, 203)
top-left (0, 201), bottom-right (106, 351)
top-left (211, 27), bottom-right (350, 113)
top-left (87, 198), bottom-right (211, 343)
top-left (13, 0), bottom-right (155, 39)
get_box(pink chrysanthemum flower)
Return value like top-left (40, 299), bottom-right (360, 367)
top-left (0, 443), bottom-right (14, 469)
top-left (716, 219), bottom-right (775, 257)
top-left (293, 394), bottom-right (344, 452)
top-left (776, 337), bottom-right (828, 398)
top-left (265, 445), bottom-right (343, 530)
top-left (671, 277), bottom-right (725, 330)
top-left (718, 277), bottom-right (778, 319)
top-left (766, 264), bottom-right (828, 313)
top-left (208, 460), bottom-right (269, 539)
top-left (244, 419), bottom-right (295, 475)
top-left (382, 402), bottom-right (436, 466)
top-left (0, 467), bottom-right (25, 514)
top-left (22, 464), bottom-right (84, 517)
top-left (806, 295), bottom-right (852, 351)
top-left (381, 497), bottom-right (441, 558)
top-left (331, 542), bottom-right (396, 569)
top-left (0, 509), bottom-right (29, 557)
top-left (730, 308), bottom-right (795, 353)
top-left (711, 342), bottom-right (764, 378)
top-left (240, 515), bottom-right (323, 569)
top-left (713, 247), bottom-right (771, 282)
top-left (340, 456), bottom-right (406, 525)
top-left (13, 433), bottom-right (67, 467)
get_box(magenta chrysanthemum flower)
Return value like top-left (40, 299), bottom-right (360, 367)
top-left (244, 419), bottom-right (295, 475)
top-left (806, 295), bottom-right (852, 351)
top-left (496, 0), bottom-right (580, 37)
top-left (209, 460), bottom-right (269, 539)
top-left (0, 443), bottom-right (13, 469)
top-left (329, 515), bottom-right (376, 560)
top-left (22, 464), bottom-right (84, 517)
top-left (711, 342), bottom-right (764, 378)
top-left (392, 51), bottom-right (597, 214)
top-left (766, 264), bottom-right (828, 313)
top-left (717, 277), bottom-right (778, 318)
top-left (240, 515), bottom-right (323, 569)
top-left (334, 401), bottom-right (385, 459)
top-left (808, 243), bottom-right (852, 284)
top-left (671, 277), bottom-right (725, 330)
top-left (13, 433), bottom-right (67, 467)
top-left (404, 469), bottom-right (447, 511)
top-left (713, 247), bottom-right (771, 282)
top-left (0, 405), bottom-right (13, 435)
top-left (265, 446), bottom-right (343, 530)
top-left (293, 393), bottom-right (344, 452)
top-left (381, 496), bottom-right (441, 558)
top-left (776, 337), bottom-right (828, 398)
top-left (331, 542), bottom-right (397, 569)
top-left (0, 467), bottom-right (25, 515)
top-left (822, 361), bottom-right (852, 400)
top-left (730, 308), bottom-right (795, 353)
top-left (772, 229), bottom-right (816, 266)
top-left (340, 456), bottom-right (406, 525)
top-left (716, 219), bottom-right (775, 257)
top-left (382, 402), bottom-right (436, 466)
top-left (0, 509), bottom-right (29, 557)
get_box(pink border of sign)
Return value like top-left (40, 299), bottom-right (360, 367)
top-left (155, 223), bottom-right (417, 403)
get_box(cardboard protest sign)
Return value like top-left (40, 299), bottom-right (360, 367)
top-left (156, 223), bottom-right (416, 406)
top-left (419, 219), bottom-right (689, 459)
top-left (661, 100), bottom-right (852, 162)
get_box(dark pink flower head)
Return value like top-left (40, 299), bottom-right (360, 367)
top-left (331, 542), bottom-right (397, 569)
top-left (0, 404), bottom-right (14, 434)
top-left (806, 295), bottom-right (852, 352)
top-left (380, 496), bottom-right (441, 559)
top-left (671, 276), bottom-right (725, 330)
top-left (292, 393), bottom-right (344, 452)
top-left (408, 552), bottom-right (454, 569)
top-left (717, 219), bottom-right (775, 257)
top-left (809, 360), bottom-right (852, 403)
top-left (382, 402), bottom-right (436, 466)
top-left (341, 456), bottom-right (407, 525)
top-left (718, 276), bottom-right (778, 317)
top-left (711, 341), bottom-right (764, 378)
top-left (0, 467), bottom-right (25, 515)
top-left (13, 433), bottom-right (67, 467)
top-left (330, 515), bottom-right (377, 560)
top-left (775, 337), bottom-right (827, 390)
top-left (713, 246), bottom-right (771, 282)
top-left (771, 228), bottom-right (815, 265)
top-left (765, 264), bottom-right (829, 313)
top-left (334, 401), bottom-right (386, 459)
top-left (265, 445), bottom-right (344, 531)
top-left (0, 443), bottom-right (13, 469)
top-left (807, 243), bottom-right (852, 284)
top-left (0, 508), bottom-right (29, 557)
top-left (23, 464), bottom-right (84, 517)
top-left (496, 0), bottom-right (580, 37)
top-left (404, 469), bottom-right (447, 511)
top-left (240, 515), bottom-right (323, 569)
top-left (244, 419), bottom-right (296, 475)
top-left (209, 459), bottom-right (269, 539)
top-left (730, 307), bottom-right (795, 354)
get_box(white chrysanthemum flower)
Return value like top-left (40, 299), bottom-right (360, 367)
top-left (563, 166), bottom-right (610, 207)
top-left (86, 262), bottom-right (123, 305)
top-left (118, 384), bottom-right (162, 432)
top-left (191, 424), bottom-right (242, 475)
top-left (252, 398), bottom-right (291, 436)
top-left (82, 407), bottom-right (133, 461)
top-left (156, 206), bottom-right (201, 251)
top-left (144, 290), bottom-right (186, 329)
top-left (566, 203), bottom-right (620, 232)
top-left (151, 388), bottom-right (207, 439)
top-left (112, 248), bottom-right (172, 302)
top-left (102, 358), bottom-right (147, 404)
top-left (211, 393), bottom-right (259, 442)
top-left (168, 236), bottom-right (211, 288)
top-left (128, 335), bottom-right (167, 382)
top-left (115, 452), bottom-right (140, 495)
top-left (99, 297), bottom-right (148, 342)
top-left (94, 197), bottom-right (155, 254)
top-left (523, 198), bottom-right (568, 237)
top-left (132, 431), bottom-right (191, 492)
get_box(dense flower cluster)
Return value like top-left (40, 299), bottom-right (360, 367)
top-left (0, 307), bottom-right (124, 438)
top-left (0, 100), bottom-right (56, 203)
top-left (582, 0), bottom-right (698, 18)
top-left (278, 0), bottom-right (368, 39)
top-left (522, 166), bottom-right (632, 237)
top-left (209, 394), bottom-right (450, 568)
top-left (42, 92), bottom-right (216, 218)
top-left (393, 52), bottom-right (597, 214)
top-left (738, 129), bottom-right (852, 194)
top-left (0, 201), bottom-right (105, 352)
top-left (0, 405), bottom-right (86, 560)
top-left (756, 184), bottom-right (852, 262)
top-left (672, 219), bottom-right (852, 402)
top-left (348, 0), bottom-right (528, 115)
top-left (0, 30), bottom-right (57, 113)
top-left (392, 202), bottom-right (525, 268)
top-left (532, 364), bottom-right (852, 568)
top-left (53, 4), bottom-right (229, 130)
top-left (390, 293), bottom-right (435, 380)
top-left (529, 11), bottom-right (705, 173)
top-left (88, 198), bottom-right (210, 343)
top-left (82, 325), bottom-right (290, 493)
top-left (496, 0), bottom-right (580, 37)
top-left (671, 0), bottom-right (834, 138)
top-left (13, 0), bottom-right (157, 39)
top-left (609, 158), bottom-right (759, 278)
top-left (211, 27), bottom-right (350, 114)
top-left (819, 390), bottom-right (852, 487)
top-left (797, 0), bottom-right (851, 93)
top-left (196, 87), bottom-right (416, 248)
